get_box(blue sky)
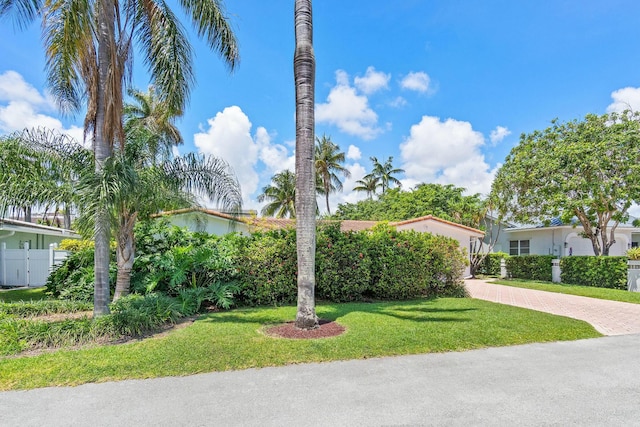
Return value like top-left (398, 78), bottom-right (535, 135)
top-left (2, 1), bottom-right (640, 214)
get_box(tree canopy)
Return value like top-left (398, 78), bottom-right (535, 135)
top-left (491, 111), bottom-right (640, 255)
top-left (332, 183), bottom-right (485, 228)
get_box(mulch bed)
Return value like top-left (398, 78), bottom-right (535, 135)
top-left (264, 319), bottom-right (346, 339)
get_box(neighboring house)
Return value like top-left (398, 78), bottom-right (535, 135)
top-left (493, 218), bottom-right (640, 257)
top-left (0, 218), bottom-right (80, 250)
top-left (0, 218), bottom-right (80, 287)
top-left (157, 209), bottom-right (484, 277)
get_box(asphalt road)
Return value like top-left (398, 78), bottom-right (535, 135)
top-left (2, 334), bottom-right (640, 426)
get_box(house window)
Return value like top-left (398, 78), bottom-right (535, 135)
top-left (509, 240), bottom-right (530, 256)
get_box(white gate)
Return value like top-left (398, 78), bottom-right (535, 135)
top-left (0, 242), bottom-right (69, 287)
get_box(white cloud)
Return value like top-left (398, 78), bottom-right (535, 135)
top-left (194, 106), bottom-right (295, 209)
top-left (400, 72), bottom-right (431, 93)
top-left (400, 116), bottom-right (498, 195)
top-left (390, 96), bottom-right (408, 108)
top-left (489, 125), bottom-right (511, 145)
top-left (0, 70), bottom-right (48, 105)
top-left (346, 144), bottom-right (362, 160)
top-left (354, 66), bottom-right (390, 95)
top-left (0, 71), bottom-right (86, 146)
top-left (316, 70), bottom-right (382, 140)
top-left (606, 87), bottom-right (640, 113)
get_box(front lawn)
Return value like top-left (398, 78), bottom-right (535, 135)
top-left (492, 279), bottom-right (640, 304)
top-left (0, 287), bottom-right (48, 303)
top-left (0, 297), bottom-right (600, 390)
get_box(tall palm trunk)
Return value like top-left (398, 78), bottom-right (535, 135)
top-left (93, 0), bottom-right (115, 316)
top-left (323, 173), bottom-right (331, 215)
top-left (294, 0), bottom-right (318, 330)
top-left (114, 211), bottom-right (137, 301)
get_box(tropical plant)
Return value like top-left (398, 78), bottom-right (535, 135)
top-left (314, 134), bottom-right (350, 215)
top-left (366, 156), bottom-right (404, 194)
top-left (1, 0), bottom-right (239, 317)
top-left (352, 175), bottom-right (379, 200)
top-left (124, 87), bottom-right (183, 163)
top-left (293, 0), bottom-right (318, 329)
top-left (258, 170), bottom-right (297, 218)
top-left (0, 129), bottom-right (90, 228)
top-left (76, 132), bottom-right (242, 301)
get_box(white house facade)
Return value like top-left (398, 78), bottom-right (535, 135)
top-left (493, 222), bottom-right (640, 257)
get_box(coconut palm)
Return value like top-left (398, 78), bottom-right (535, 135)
top-left (315, 134), bottom-right (350, 215)
top-left (2, 0), bottom-right (239, 316)
top-left (294, 0), bottom-right (318, 329)
top-left (353, 175), bottom-right (379, 200)
top-left (124, 87), bottom-right (183, 163)
top-left (367, 156), bottom-right (404, 194)
top-left (258, 170), bottom-right (297, 218)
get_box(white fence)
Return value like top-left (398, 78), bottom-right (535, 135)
top-left (0, 242), bottom-right (69, 288)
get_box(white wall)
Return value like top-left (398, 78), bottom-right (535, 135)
top-left (503, 227), bottom-right (633, 257)
top-left (167, 212), bottom-right (250, 236)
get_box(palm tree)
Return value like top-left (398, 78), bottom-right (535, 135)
top-left (124, 87), bottom-right (183, 163)
top-left (315, 134), bottom-right (350, 215)
top-left (353, 175), bottom-right (379, 200)
top-left (367, 156), bottom-right (404, 194)
top-left (0, 129), bottom-right (91, 227)
top-left (258, 170), bottom-right (297, 218)
top-left (101, 137), bottom-right (242, 301)
top-left (294, 0), bottom-right (318, 330)
top-left (2, 0), bottom-right (239, 316)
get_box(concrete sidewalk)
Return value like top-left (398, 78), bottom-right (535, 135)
top-left (2, 335), bottom-right (640, 426)
top-left (466, 279), bottom-right (640, 335)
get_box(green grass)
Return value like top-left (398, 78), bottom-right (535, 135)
top-left (0, 287), bottom-right (48, 303)
top-left (0, 298), bottom-right (600, 390)
top-left (491, 279), bottom-right (640, 304)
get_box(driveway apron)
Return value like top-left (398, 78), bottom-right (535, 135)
top-left (466, 279), bottom-right (640, 335)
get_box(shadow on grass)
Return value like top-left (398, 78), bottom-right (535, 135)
top-left (198, 299), bottom-right (477, 326)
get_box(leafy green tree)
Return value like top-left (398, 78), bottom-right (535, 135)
top-left (2, 0), bottom-right (239, 316)
top-left (333, 183), bottom-right (484, 227)
top-left (366, 156), bottom-right (404, 194)
top-left (492, 111), bottom-right (640, 255)
top-left (353, 175), bottom-right (379, 200)
top-left (258, 170), bottom-right (297, 218)
top-left (314, 134), bottom-right (350, 215)
top-left (294, 0), bottom-right (318, 329)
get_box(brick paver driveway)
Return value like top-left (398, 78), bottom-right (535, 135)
top-left (465, 279), bottom-right (640, 336)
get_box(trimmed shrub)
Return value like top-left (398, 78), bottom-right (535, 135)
top-left (560, 256), bottom-right (627, 289)
top-left (59, 239), bottom-right (94, 251)
top-left (506, 255), bottom-right (554, 282)
top-left (236, 229), bottom-right (298, 306)
top-left (476, 252), bottom-right (509, 276)
top-left (316, 224), bottom-right (371, 302)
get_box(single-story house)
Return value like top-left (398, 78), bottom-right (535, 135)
top-left (0, 218), bottom-right (80, 249)
top-left (0, 218), bottom-right (80, 287)
top-left (492, 218), bottom-right (640, 257)
top-left (156, 209), bottom-right (484, 277)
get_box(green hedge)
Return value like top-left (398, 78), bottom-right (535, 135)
top-left (476, 252), bottom-right (509, 276)
top-left (560, 256), bottom-right (627, 289)
top-left (505, 255), bottom-right (554, 282)
top-left (236, 223), bottom-right (468, 305)
top-left (47, 220), bottom-right (469, 308)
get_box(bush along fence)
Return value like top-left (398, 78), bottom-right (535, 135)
top-left (500, 255), bottom-right (638, 291)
